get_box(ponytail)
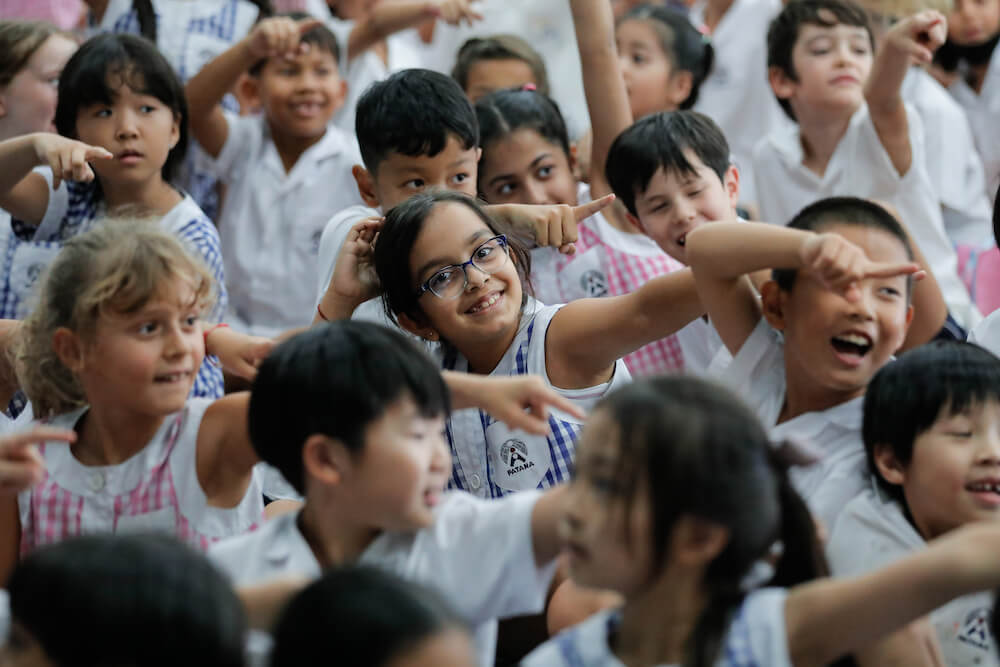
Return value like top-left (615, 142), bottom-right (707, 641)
top-left (767, 448), bottom-right (827, 586)
top-left (684, 587), bottom-right (745, 667)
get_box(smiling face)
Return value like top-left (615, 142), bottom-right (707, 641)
top-left (70, 279), bottom-right (204, 419)
top-left (255, 46), bottom-right (345, 143)
top-left (879, 399), bottom-right (1000, 541)
top-left (559, 409), bottom-right (656, 596)
top-left (616, 18), bottom-right (690, 118)
top-left (949, 0), bottom-right (1000, 45)
top-left (404, 201), bottom-right (523, 363)
top-left (772, 19), bottom-right (873, 119)
top-left (0, 34), bottom-right (77, 140)
top-left (73, 80), bottom-right (179, 190)
top-left (479, 128), bottom-right (578, 206)
top-left (632, 156), bottom-right (739, 263)
top-left (767, 224), bottom-right (913, 407)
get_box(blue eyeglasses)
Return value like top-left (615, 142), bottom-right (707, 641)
top-left (415, 235), bottom-right (510, 300)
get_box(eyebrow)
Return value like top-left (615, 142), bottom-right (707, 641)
top-left (415, 229), bottom-right (492, 279)
top-left (487, 153), bottom-right (552, 187)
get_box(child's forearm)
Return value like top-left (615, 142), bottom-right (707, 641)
top-left (864, 41), bottom-right (909, 117)
top-left (686, 221), bottom-right (811, 279)
top-left (348, 1), bottom-right (436, 60)
top-left (570, 0), bottom-right (632, 192)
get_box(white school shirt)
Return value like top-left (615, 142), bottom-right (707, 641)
top-left (689, 0), bottom-right (789, 208)
top-left (674, 317), bottom-right (730, 376)
top-left (827, 489), bottom-right (997, 665)
top-left (211, 490), bottom-right (557, 667)
top-left (441, 299), bottom-right (631, 498)
top-left (968, 307), bottom-right (1000, 356)
top-left (522, 588), bottom-right (791, 667)
top-left (206, 112), bottom-right (364, 337)
top-left (752, 103), bottom-right (979, 330)
top-left (18, 398), bottom-right (264, 555)
top-left (903, 67), bottom-right (993, 249)
top-left (711, 318), bottom-right (867, 531)
top-left (947, 49), bottom-right (1000, 202)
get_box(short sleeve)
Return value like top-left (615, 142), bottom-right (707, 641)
top-left (732, 588), bottom-right (792, 667)
top-left (314, 205), bottom-right (376, 304)
top-left (205, 111), bottom-right (262, 184)
top-left (173, 216), bottom-right (228, 324)
top-left (826, 491), bottom-right (919, 577)
top-left (711, 317), bottom-right (786, 425)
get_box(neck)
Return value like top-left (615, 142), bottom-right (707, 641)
top-left (73, 403), bottom-right (167, 466)
top-left (796, 107), bottom-right (854, 177)
top-left (616, 569), bottom-right (706, 666)
top-left (457, 324), bottom-right (521, 375)
top-left (298, 492), bottom-right (381, 568)
top-left (269, 124), bottom-right (326, 173)
top-left (779, 357), bottom-right (862, 424)
top-left (702, 0), bottom-right (735, 32)
top-left (100, 175), bottom-right (181, 215)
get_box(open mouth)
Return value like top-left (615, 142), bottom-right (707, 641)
top-left (466, 291), bottom-right (503, 315)
top-left (966, 480), bottom-right (1000, 507)
top-left (830, 332), bottom-right (872, 363)
top-left (677, 233), bottom-right (687, 247)
top-left (290, 100), bottom-right (324, 117)
top-left (154, 371), bottom-right (190, 384)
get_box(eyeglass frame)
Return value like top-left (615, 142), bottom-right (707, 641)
top-left (414, 234), bottom-right (510, 300)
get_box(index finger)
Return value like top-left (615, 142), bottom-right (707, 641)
top-left (573, 193), bottom-right (616, 221)
top-left (297, 17), bottom-right (323, 34)
top-left (3, 426), bottom-right (76, 448)
top-left (531, 388), bottom-right (587, 422)
top-left (865, 261), bottom-right (922, 279)
top-left (85, 145), bottom-right (113, 160)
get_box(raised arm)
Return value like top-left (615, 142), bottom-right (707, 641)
top-left (346, 0), bottom-right (482, 61)
top-left (196, 392), bottom-right (259, 507)
top-left (865, 11), bottom-right (946, 177)
top-left (186, 16), bottom-right (321, 158)
top-left (570, 0), bottom-right (633, 195)
top-left (444, 372), bottom-right (586, 436)
top-left (785, 520), bottom-right (1000, 667)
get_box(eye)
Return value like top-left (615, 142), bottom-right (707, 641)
top-left (686, 188), bottom-right (703, 197)
top-left (315, 66), bottom-right (332, 76)
top-left (878, 286), bottom-right (902, 298)
top-left (94, 108), bottom-right (112, 118)
top-left (404, 179), bottom-right (425, 190)
top-left (428, 269), bottom-right (455, 290)
top-left (139, 104), bottom-right (156, 113)
top-left (138, 321), bottom-right (158, 335)
top-left (946, 430), bottom-right (974, 438)
top-left (184, 315), bottom-right (199, 328)
top-left (451, 173), bottom-right (469, 185)
top-left (497, 182), bottom-right (516, 196)
top-left (474, 243), bottom-right (496, 260)
top-left (631, 52), bottom-right (646, 65)
top-left (588, 474), bottom-right (622, 496)
top-left (651, 202), bottom-right (669, 213)
top-left (537, 165), bottom-right (554, 178)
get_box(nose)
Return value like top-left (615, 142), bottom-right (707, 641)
top-left (522, 179), bottom-right (550, 205)
top-left (976, 427), bottom-right (1000, 463)
top-left (463, 261), bottom-right (490, 291)
top-left (672, 197), bottom-right (696, 225)
top-left (617, 52), bottom-right (633, 77)
top-left (429, 432), bottom-right (450, 473)
top-left (115, 108), bottom-right (138, 140)
top-left (163, 323), bottom-right (193, 359)
top-left (844, 283), bottom-right (876, 319)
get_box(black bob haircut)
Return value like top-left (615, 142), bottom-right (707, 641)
top-left (271, 565), bottom-right (468, 667)
top-left (355, 69), bottom-right (479, 176)
top-left (8, 534), bottom-right (246, 667)
top-left (772, 197), bottom-right (914, 296)
top-left (606, 110), bottom-right (731, 217)
top-left (863, 341), bottom-right (1000, 504)
top-left (248, 11), bottom-right (341, 76)
top-left (55, 32), bottom-right (188, 185)
top-left (766, 0), bottom-right (874, 121)
top-left (248, 320), bottom-right (450, 494)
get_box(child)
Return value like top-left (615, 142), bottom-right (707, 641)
top-left (685, 197), bottom-right (934, 530)
top-left (2, 534), bottom-right (246, 667)
top-left (933, 0), bottom-right (1000, 199)
top-left (452, 33), bottom-right (550, 102)
top-left (0, 221), bottom-right (267, 583)
top-left (756, 1), bottom-right (978, 332)
top-left (522, 374), bottom-right (1000, 666)
top-left (186, 14), bottom-right (364, 337)
top-left (210, 320), bottom-right (565, 667)
top-left (344, 190), bottom-right (705, 499)
top-left (827, 341), bottom-right (1000, 666)
top-left (271, 566), bottom-right (475, 667)
top-left (472, 0), bottom-right (686, 376)
top-left (0, 32), bottom-right (229, 399)
top-left (688, 0), bottom-right (788, 209)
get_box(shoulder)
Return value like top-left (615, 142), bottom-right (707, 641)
top-left (522, 609), bottom-right (621, 667)
top-left (968, 309), bottom-right (1000, 357)
top-left (728, 588), bottom-right (793, 666)
top-left (209, 511), bottom-right (302, 585)
top-left (826, 489), bottom-right (921, 575)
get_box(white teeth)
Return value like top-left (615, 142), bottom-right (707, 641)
top-left (469, 293), bottom-right (500, 313)
top-left (968, 482), bottom-right (1000, 494)
top-left (834, 333), bottom-right (870, 346)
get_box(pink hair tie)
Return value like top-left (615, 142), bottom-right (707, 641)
top-left (522, 83), bottom-right (537, 92)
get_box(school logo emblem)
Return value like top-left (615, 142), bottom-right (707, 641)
top-left (501, 438), bottom-right (535, 477)
top-left (957, 606), bottom-right (993, 651)
top-left (580, 269), bottom-right (608, 297)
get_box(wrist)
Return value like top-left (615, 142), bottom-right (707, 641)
top-left (203, 322), bottom-right (230, 354)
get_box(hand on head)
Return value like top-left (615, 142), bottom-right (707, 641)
top-left (246, 16), bottom-right (324, 61)
top-left (799, 231), bottom-right (922, 295)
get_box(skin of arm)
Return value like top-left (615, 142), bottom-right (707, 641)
top-left (195, 392), bottom-right (260, 509)
top-left (530, 485), bottom-right (566, 566)
top-left (854, 618), bottom-right (945, 667)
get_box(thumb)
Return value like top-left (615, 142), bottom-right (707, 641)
top-left (297, 17), bottom-right (323, 34)
top-left (573, 193), bottom-right (616, 221)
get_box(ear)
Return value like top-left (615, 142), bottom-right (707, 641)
top-left (759, 279), bottom-right (788, 331)
top-left (768, 65), bottom-right (796, 101)
top-left (169, 113), bottom-right (180, 151)
top-left (670, 515), bottom-right (730, 567)
top-left (0, 93), bottom-right (7, 120)
top-left (332, 77), bottom-right (349, 112)
top-left (302, 434), bottom-right (350, 487)
top-left (666, 70), bottom-right (693, 108)
top-left (352, 164), bottom-right (380, 208)
top-left (624, 211), bottom-right (646, 234)
top-left (396, 311), bottom-right (441, 342)
top-left (723, 164), bottom-right (740, 210)
top-left (52, 327), bottom-right (85, 373)
top-left (236, 73), bottom-right (263, 115)
top-left (872, 441), bottom-right (907, 486)
top-left (896, 304), bottom-right (914, 352)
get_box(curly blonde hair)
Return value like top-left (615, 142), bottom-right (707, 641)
top-left (15, 219), bottom-right (216, 417)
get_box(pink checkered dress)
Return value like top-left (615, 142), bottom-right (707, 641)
top-left (18, 398), bottom-right (263, 555)
top-left (550, 206), bottom-right (687, 377)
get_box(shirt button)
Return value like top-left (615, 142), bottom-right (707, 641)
top-left (88, 472), bottom-right (105, 492)
top-left (469, 473), bottom-right (482, 490)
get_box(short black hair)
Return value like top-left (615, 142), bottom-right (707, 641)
top-left (452, 34), bottom-right (550, 96)
top-left (355, 69), bottom-right (479, 176)
top-left (9, 534), bottom-right (245, 667)
top-left (863, 341), bottom-right (1000, 504)
top-left (766, 0), bottom-right (873, 120)
top-left (247, 11), bottom-right (340, 76)
top-left (620, 4), bottom-right (714, 110)
top-left (606, 110), bottom-right (731, 216)
top-left (772, 197), bottom-right (914, 295)
top-left (248, 321), bottom-right (450, 494)
top-left (55, 32), bottom-right (188, 185)
top-left (271, 565), bottom-right (467, 667)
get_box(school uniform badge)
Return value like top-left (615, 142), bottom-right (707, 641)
top-left (485, 421), bottom-right (548, 492)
